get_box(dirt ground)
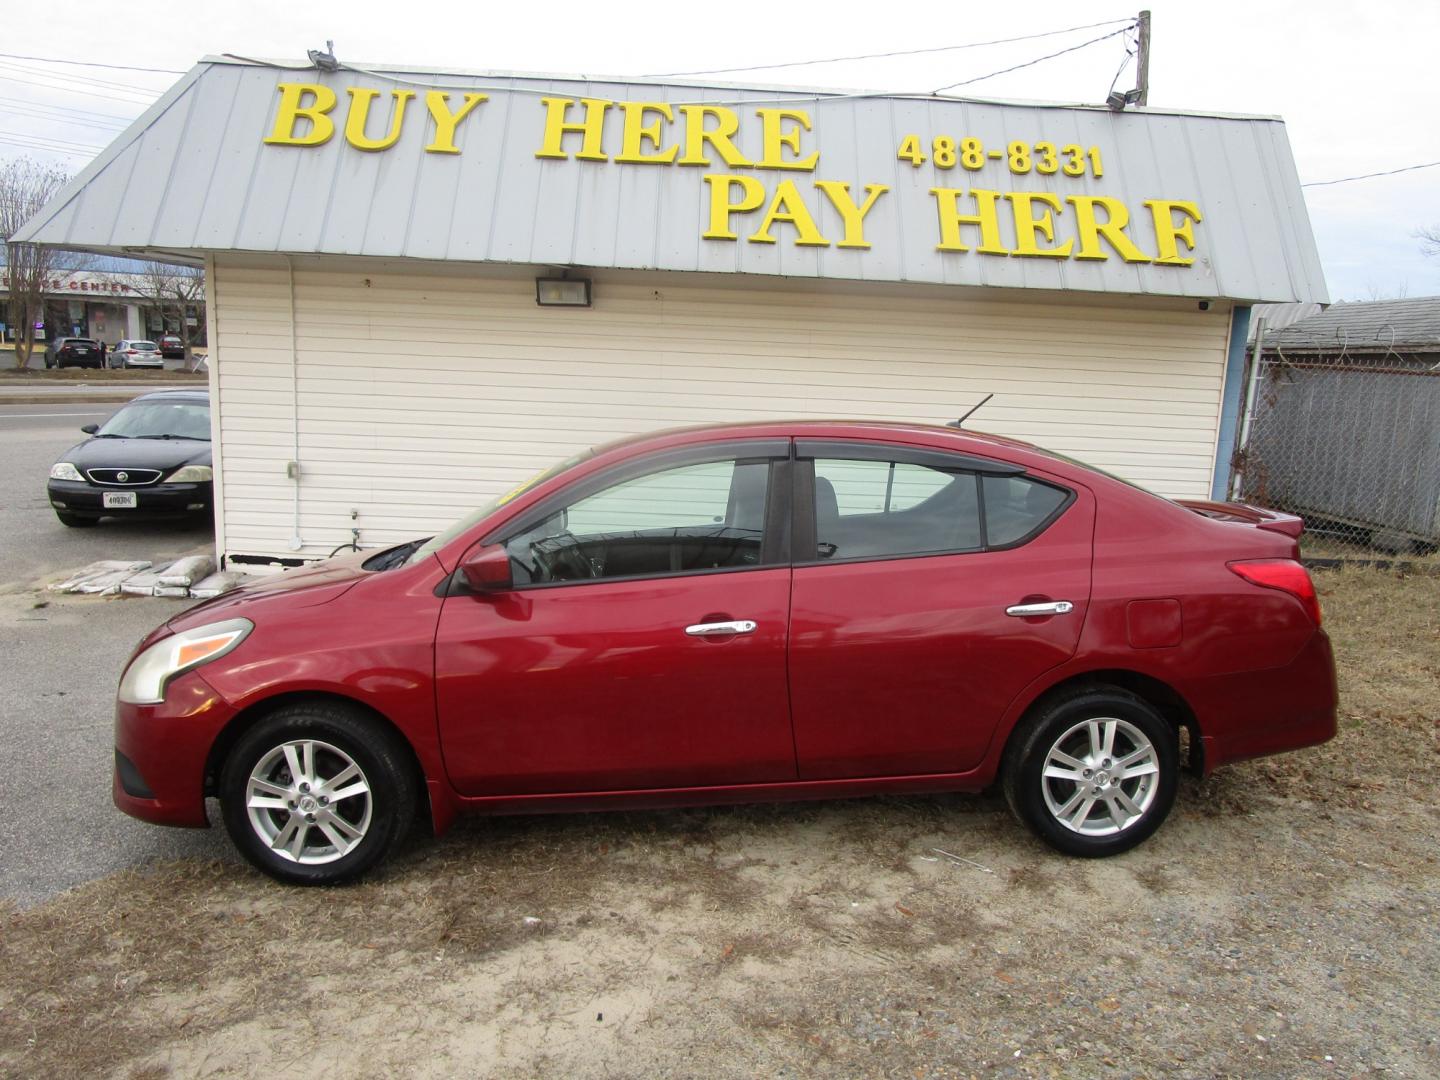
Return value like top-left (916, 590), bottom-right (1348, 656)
top-left (2, 569), bottom-right (1437, 1079)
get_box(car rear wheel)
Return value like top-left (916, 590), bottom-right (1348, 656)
top-left (1003, 687), bottom-right (1178, 857)
top-left (55, 511), bottom-right (99, 527)
top-left (219, 702), bottom-right (417, 885)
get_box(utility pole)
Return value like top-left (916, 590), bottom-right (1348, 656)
top-left (1136, 10), bottom-right (1151, 106)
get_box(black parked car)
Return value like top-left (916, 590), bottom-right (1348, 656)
top-left (47, 390), bottom-right (213, 527)
top-left (159, 334), bottom-right (185, 359)
top-left (44, 337), bottom-right (103, 369)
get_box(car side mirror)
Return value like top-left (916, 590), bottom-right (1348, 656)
top-left (81, 424), bottom-right (99, 435)
top-left (460, 544), bottom-right (513, 593)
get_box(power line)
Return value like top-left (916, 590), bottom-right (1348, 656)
top-left (5, 58), bottom-right (168, 96)
top-left (0, 127), bottom-right (105, 152)
top-left (0, 73), bottom-right (160, 106)
top-left (1301, 160), bottom-right (1440, 187)
top-left (2, 103), bottom-right (131, 133)
top-left (0, 135), bottom-right (100, 158)
top-left (0, 51), bottom-right (185, 75)
top-left (641, 17), bottom-right (1136, 78)
top-left (932, 25), bottom-right (1134, 93)
top-left (0, 95), bottom-right (137, 125)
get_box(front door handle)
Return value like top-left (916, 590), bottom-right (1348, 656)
top-left (1005, 601), bottom-right (1074, 617)
top-left (685, 620), bottom-right (758, 637)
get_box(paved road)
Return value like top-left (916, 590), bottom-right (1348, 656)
top-left (0, 404), bottom-right (230, 906)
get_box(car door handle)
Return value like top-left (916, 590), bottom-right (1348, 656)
top-left (1005, 601), bottom-right (1074, 617)
top-left (685, 620), bottom-right (758, 637)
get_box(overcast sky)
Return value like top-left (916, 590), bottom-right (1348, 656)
top-left (5, 0), bottom-right (1436, 301)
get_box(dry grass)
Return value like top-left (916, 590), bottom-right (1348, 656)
top-left (1, 569), bottom-right (1437, 1078)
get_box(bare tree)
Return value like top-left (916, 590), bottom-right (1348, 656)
top-left (0, 158), bottom-right (71, 370)
top-left (104, 260), bottom-right (206, 370)
top-left (1418, 225), bottom-right (1440, 259)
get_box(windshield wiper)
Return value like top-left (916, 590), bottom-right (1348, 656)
top-left (130, 433), bottom-right (209, 440)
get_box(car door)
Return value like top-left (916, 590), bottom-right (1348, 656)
top-left (787, 439), bottom-right (1095, 779)
top-left (435, 441), bottom-right (798, 796)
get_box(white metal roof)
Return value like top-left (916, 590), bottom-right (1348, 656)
top-left (17, 56), bottom-right (1328, 304)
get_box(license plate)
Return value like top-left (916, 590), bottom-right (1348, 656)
top-left (103, 491), bottom-right (138, 509)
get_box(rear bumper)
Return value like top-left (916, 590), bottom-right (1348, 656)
top-left (1191, 628), bottom-right (1339, 774)
top-left (113, 669), bottom-right (237, 828)
top-left (48, 479), bottom-right (211, 517)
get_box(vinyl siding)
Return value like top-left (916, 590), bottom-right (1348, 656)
top-left (211, 255), bottom-right (1232, 562)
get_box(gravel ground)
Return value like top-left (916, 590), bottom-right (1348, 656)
top-left (0, 569), bottom-right (1436, 1078)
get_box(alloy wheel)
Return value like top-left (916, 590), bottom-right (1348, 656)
top-left (244, 739), bottom-right (373, 864)
top-left (1040, 717), bottom-right (1160, 836)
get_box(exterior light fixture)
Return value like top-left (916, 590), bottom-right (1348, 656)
top-left (1106, 88), bottom-right (1144, 111)
top-left (535, 277), bottom-right (592, 307)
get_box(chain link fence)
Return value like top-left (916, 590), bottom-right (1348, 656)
top-left (1231, 341), bottom-right (1440, 556)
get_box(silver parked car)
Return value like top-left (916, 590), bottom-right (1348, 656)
top-left (111, 340), bottom-right (164, 369)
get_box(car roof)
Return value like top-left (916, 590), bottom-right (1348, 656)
top-left (590, 419), bottom-right (1041, 459)
top-left (128, 389), bottom-right (210, 404)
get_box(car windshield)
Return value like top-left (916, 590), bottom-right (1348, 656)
top-left (68, 339), bottom-right (97, 346)
top-left (132, 342), bottom-right (158, 351)
top-left (97, 401), bottom-right (211, 440)
top-left (402, 447), bottom-right (595, 567)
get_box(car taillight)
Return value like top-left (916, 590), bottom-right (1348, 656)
top-left (1228, 559), bottom-right (1322, 626)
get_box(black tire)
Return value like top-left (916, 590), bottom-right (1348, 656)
top-left (219, 701), bottom-right (418, 885)
top-left (1002, 686), bottom-right (1178, 858)
top-left (55, 511), bottom-right (99, 528)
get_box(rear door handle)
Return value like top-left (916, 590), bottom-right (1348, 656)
top-left (1005, 601), bottom-right (1074, 617)
top-left (685, 620), bottom-right (757, 637)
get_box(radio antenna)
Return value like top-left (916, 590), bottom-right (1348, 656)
top-left (946, 393), bottom-right (994, 429)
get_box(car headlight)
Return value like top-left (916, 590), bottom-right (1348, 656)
top-left (118, 618), bottom-right (253, 705)
top-left (50, 462), bottom-right (84, 481)
top-left (168, 465), bottom-right (213, 483)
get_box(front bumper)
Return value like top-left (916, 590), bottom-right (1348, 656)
top-left (114, 668), bottom-right (237, 827)
top-left (48, 479), bottom-right (212, 517)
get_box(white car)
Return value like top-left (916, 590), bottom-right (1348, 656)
top-left (112, 340), bottom-right (164, 369)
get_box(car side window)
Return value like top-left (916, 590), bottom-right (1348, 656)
top-left (812, 458), bottom-right (982, 560)
top-left (506, 459), bottom-right (770, 584)
top-left (983, 475), bottom-right (1069, 546)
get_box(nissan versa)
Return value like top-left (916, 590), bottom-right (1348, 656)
top-left (112, 421), bottom-right (1337, 884)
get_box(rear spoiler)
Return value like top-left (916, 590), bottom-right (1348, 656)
top-left (1176, 500), bottom-right (1305, 539)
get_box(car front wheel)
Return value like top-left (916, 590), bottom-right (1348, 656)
top-left (219, 702), bottom-right (417, 885)
top-left (1003, 687), bottom-right (1178, 857)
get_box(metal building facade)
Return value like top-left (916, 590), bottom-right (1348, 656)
top-left (17, 57), bottom-right (1329, 565)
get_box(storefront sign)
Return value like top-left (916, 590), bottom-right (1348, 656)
top-left (0, 272), bottom-right (144, 298)
top-left (263, 85), bottom-right (1203, 268)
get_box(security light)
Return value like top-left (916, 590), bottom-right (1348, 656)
top-left (536, 277), bottom-right (593, 307)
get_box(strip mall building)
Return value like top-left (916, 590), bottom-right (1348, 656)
top-left (17, 56), bottom-right (1327, 566)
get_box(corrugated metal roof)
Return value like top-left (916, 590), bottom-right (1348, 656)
top-left (1267, 297), bottom-right (1440, 353)
top-left (16, 56), bottom-right (1328, 304)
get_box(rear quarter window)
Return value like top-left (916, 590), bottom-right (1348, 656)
top-left (983, 475), bottom-right (1070, 546)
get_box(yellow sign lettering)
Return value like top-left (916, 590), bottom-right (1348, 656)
top-left (750, 180), bottom-right (828, 246)
top-left (677, 105), bottom-right (754, 168)
top-left (1067, 195), bottom-right (1152, 263)
top-left (756, 109), bottom-right (819, 171)
top-left (931, 188), bottom-right (1009, 254)
top-left (535, 97), bottom-right (612, 162)
top-left (1145, 199), bottom-right (1203, 265)
top-left (814, 181), bottom-right (889, 249)
top-left (1006, 192), bottom-right (1072, 259)
top-left (344, 88), bottom-right (415, 152)
top-left (615, 102), bottom-right (678, 164)
top-left (424, 91), bottom-right (488, 154)
top-left (264, 83), bottom-right (337, 147)
top-left (702, 175), bottom-right (768, 240)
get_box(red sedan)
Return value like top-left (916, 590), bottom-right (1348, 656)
top-left (113, 421), bottom-right (1336, 884)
